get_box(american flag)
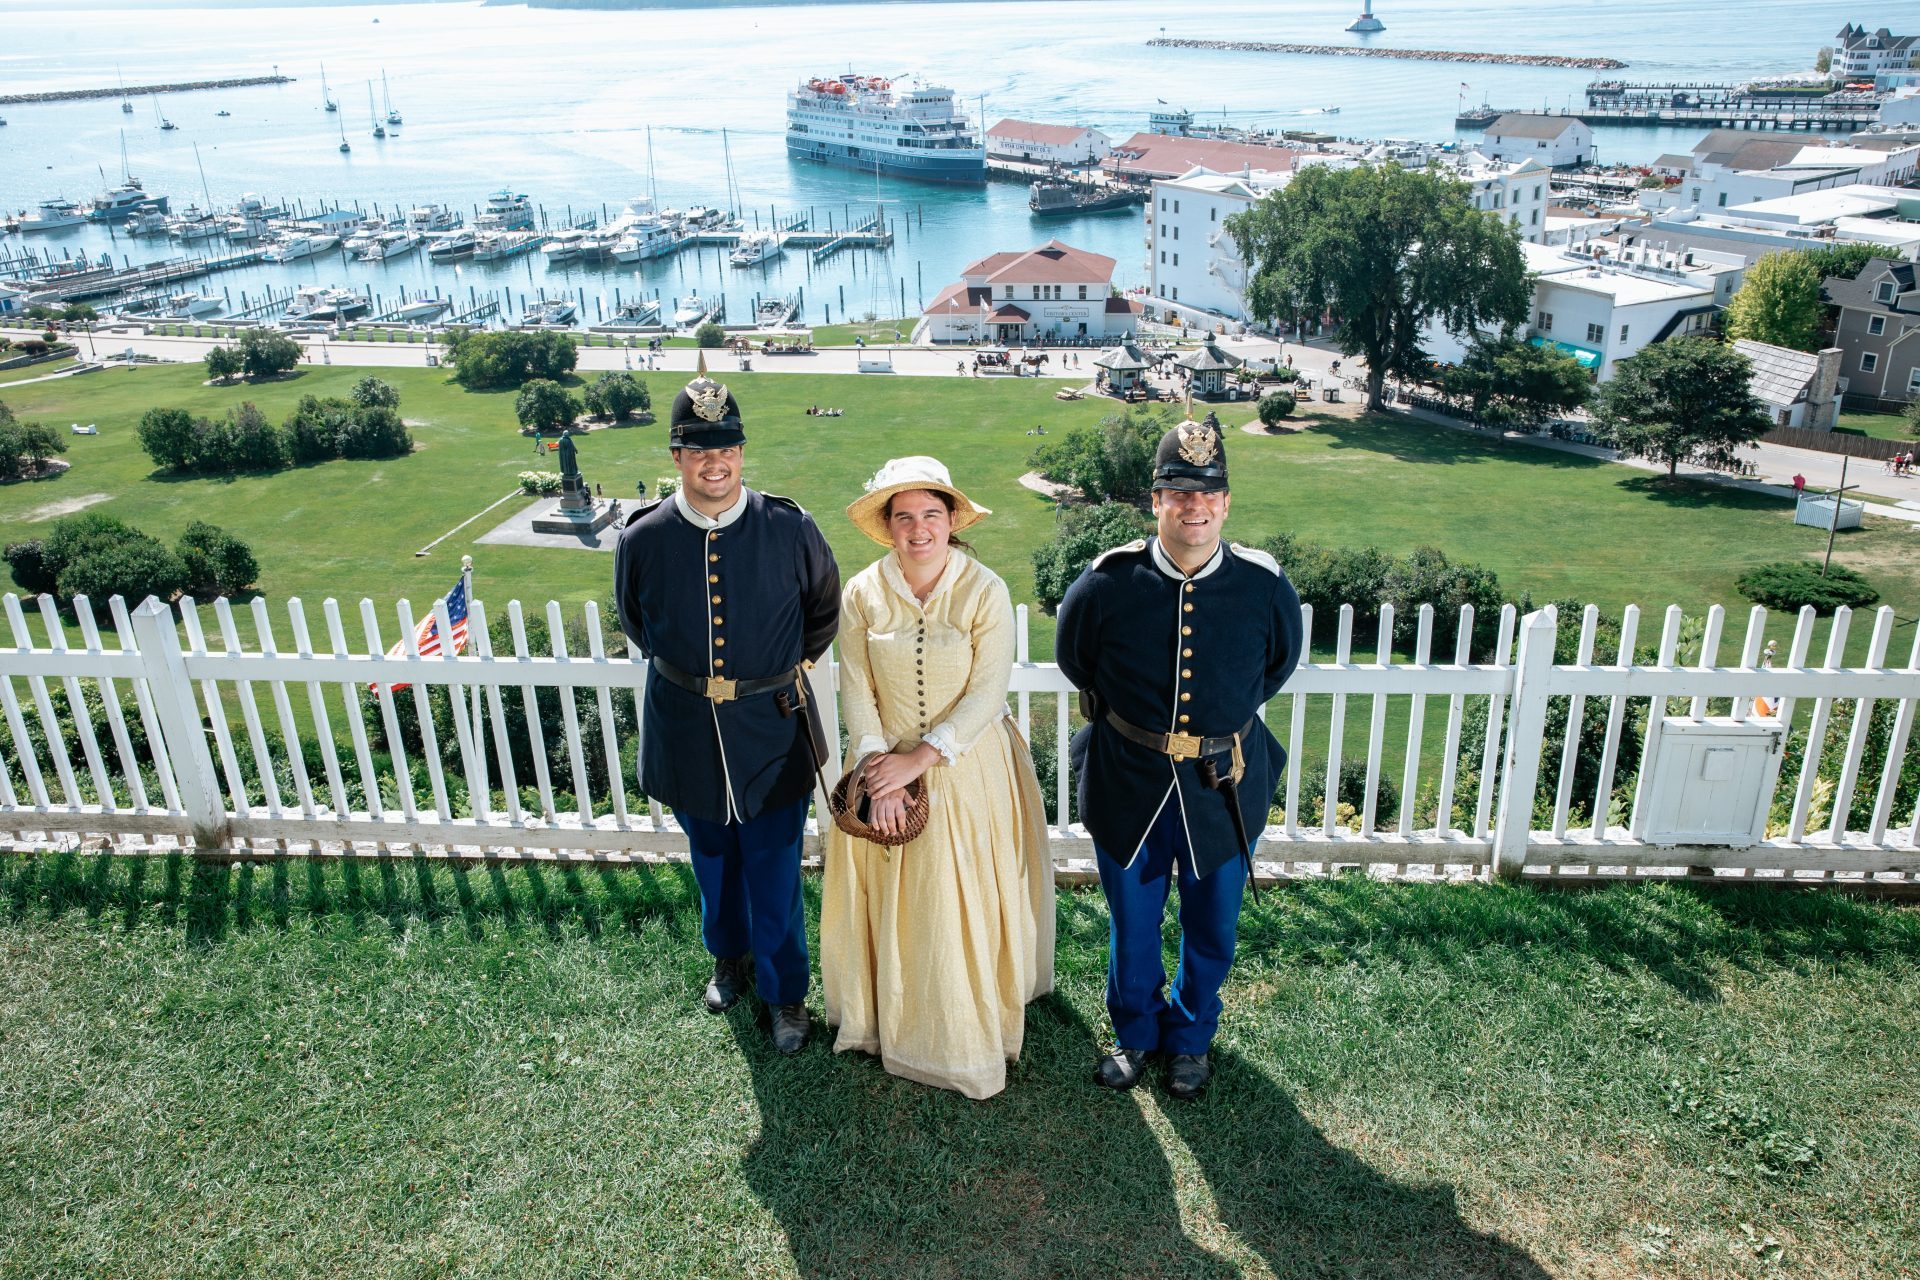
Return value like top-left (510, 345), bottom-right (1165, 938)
top-left (373, 573), bottom-right (470, 694)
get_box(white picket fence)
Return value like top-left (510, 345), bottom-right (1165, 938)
top-left (2, 589), bottom-right (1918, 884)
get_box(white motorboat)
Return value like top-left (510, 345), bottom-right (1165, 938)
top-left (602, 298), bottom-right (662, 328)
top-left (222, 216), bottom-right (270, 242)
top-left (406, 203), bottom-right (457, 233)
top-left (729, 231), bottom-right (781, 267)
top-left (365, 230), bottom-right (420, 261)
top-left (472, 230), bottom-right (539, 261)
top-left (426, 228), bottom-right (476, 258)
top-left (612, 221), bottom-right (680, 263)
top-left (524, 295), bottom-right (577, 326)
top-left (160, 291), bottom-right (223, 318)
top-left (125, 205), bottom-right (171, 236)
top-left (476, 189), bottom-right (535, 231)
top-left (680, 205), bottom-right (727, 230)
top-left (392, 294), bottom-right (449, 322)
top-left (672, 295), bottom-right (712, 327)
top-left (263, 232), bottom-right (341, 262)
top-left (286, 285), bottom-right (370, 322)
top-left (167, 206), bottom-right (223, 240)
top-left (541, 228), bottom-right (591, 262)
top-left (17, 198), bottom-right (87, 232)
top-left (87, 178), bottom-right (166, 222)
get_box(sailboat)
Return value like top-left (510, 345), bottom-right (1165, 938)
top-left (117, 65), bottom-right (134, 114)
top-left (153, 95), bottom-right (176, 131)
top-left (368, 84), bottom-right (385, 139)
top-left (337, 110), bottom-right (351, 154)
top-left (320, 62), bottom-right (338, 114)
top-left (382, 70), bottom-right (403, 127)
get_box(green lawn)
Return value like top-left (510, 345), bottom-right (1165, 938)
top-left (1837, 409), bottom-right (1914, 442)
top-left (1, 852), bottom-right (1915, 1279)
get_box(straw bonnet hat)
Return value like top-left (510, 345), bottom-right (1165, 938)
top-left (845, 456), bottom-right (991, 547)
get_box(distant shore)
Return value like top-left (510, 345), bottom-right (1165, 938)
top-left (1148, 38), bottom-right (1627, 71)
top-left (0, 75), bottom-right (294, 106)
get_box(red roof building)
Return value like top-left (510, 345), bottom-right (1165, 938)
top-left (986, 118), bottom-right (1112, 165)
top-left (919, 239), bottom-right (1142, 343)
top-left (1103, 133), bottom-right (1303, 181)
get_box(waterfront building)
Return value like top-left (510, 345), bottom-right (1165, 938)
top-left (786, 75), bottom-right (986, 185)
top-left (1647, 134), bottom-right (1920, 213)
top-left (1732, 339), bottom-right (1844, 430)
top-left (1833, 24), bottom-right (1917, 80)
top-left (986, 119), bottom-right (1111, 166)
top-left (917, 240), bottom-right (1141, 343)
top-left (1453, 152), bottom-right (1553, 243)
top-left (1146, 166), bottom-right (1291, 323)
top-left (0, 284), bottom-right (23, 317)
top-left (1103, 133), bottom-right (1301, 182)
top-left (1478, 114), bottom-right (1593, 169)
top-left (1422, 240), bottom-right (1742, 380)
top-left (1820, 258), bottom-right (1920, 410)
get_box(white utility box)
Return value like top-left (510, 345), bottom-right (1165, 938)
top-left (1638, 716), bottom-right (1786, 848)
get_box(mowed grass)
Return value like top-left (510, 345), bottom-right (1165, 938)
top-left (3, 363), bottom-right (1918, 655)
top-left (0, 852), bottom-right (1916, 1279)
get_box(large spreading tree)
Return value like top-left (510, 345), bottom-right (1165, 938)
top-left (1725, 251), bottom-right (1824, 352)
top-left (1588, 337), bottom-right (1772, 479)
top-left (1227, 163), bottom-right (1532, 411)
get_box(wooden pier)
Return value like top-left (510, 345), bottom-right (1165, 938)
top-left (25, 249), bottom-right (266, 305)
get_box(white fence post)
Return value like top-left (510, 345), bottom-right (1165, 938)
top-left (129, 598), bottom-right (229, 853)
top-left (1492, 609), bottom-right (1557, 881)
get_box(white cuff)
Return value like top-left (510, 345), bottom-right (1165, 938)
top-left (922, 727), bottom-right (958, 766)
top-left (854, 734), bottom-right (890, 760)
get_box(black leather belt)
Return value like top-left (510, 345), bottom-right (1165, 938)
top-left (1104, 710), bottom-right (1253, 763)
top-left (651, 655), bottom-right (799, 705)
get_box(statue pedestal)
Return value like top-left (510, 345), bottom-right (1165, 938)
top-left (530, 491), bottom-right (614, 535)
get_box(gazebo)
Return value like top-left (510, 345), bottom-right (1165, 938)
top-left (1174, 337), bottom-right (1244, 398)
top-left (1093, 340), bottom-right (1150, 395)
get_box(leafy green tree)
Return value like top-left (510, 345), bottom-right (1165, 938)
top-left (60, 302), bottom-right (97, 323)
top-left (584, 371), bottom-right (650, 421)
top-left (0, 419), bottom-right (65, 480)
top-left (349, 376), bottom-right (401, 410)
top-left (1029, 406), bottom-right (1167, 504)
top-left (515, 379), bottom-right (580, 434)
top-left (1256, 389), bottom-right (1297, 426)
top-left (204, 345), bottom-right (245, 384)
top-left (1588, 337), bottom-right (1772, 479)
top-left (1443, 337), bottom-right (1592, 427)
top-left (136, 407), bottom-right (198, 470)
top-left (1228, 163), bottom-right (1531, 410)
top-left (224, 401), bottom-right (289, 471)
top-left (177, 522), bottom-right (260, 596)
top-left (1905, 398), bottom-right (1920, 438)
top-left (1031, 502), bottom-right (1154, 613)
top-left (1726, 251), bottom-right (1824, 352)
top-left (1802, 242), bottom-right (1880, 283)
top-left (237, 327), bottom-right (302, 380)
top-left (338, 405), bottom-right (412, 459)
top-left (283, 395), bottom-right (358, 464)
top-left (446, 329), bottom-right (577, 389)
top-left (693, 321), bottom-right (726, 349)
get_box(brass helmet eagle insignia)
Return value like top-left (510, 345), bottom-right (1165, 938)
top-left (1176, 420), bottom-right (1219, 466)
top-left (685, 353), bottom-right (731, 424)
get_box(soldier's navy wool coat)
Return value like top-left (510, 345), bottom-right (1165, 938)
top-left (614, 488), bottom-right (840, 826)
top-left (1056, 537), bottom-right (1303, 879)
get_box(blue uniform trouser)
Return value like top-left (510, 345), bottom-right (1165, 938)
top-left (679, 796), bottom-right (810, 1007)
top-left (1095, 797), bottom-right (1247, 1056)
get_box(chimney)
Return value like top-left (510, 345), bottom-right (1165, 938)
top-left (1809, 347), bottom-right (1844, 428)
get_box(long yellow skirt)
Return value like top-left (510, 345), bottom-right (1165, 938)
top-left (821, 716), bottom-right (1057, 1100)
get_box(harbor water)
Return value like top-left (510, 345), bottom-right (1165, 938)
top-left (0, 0), bottom-right (1876, 326)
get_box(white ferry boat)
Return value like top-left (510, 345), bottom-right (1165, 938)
top-left (786, 75), bottom-right (985, 185)
top-left (729, 231), bottom-right (782, 267)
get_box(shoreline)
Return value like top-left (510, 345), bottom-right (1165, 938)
top-left (1147, 38), bottom-right (1627, 71)
top-left (0, 75), bottom-right (294, 106)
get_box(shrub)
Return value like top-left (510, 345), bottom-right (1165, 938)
top-left (136, 407), bottom-right (198, 470)
top-left (338, 405), bottom-right (412, 459)
top-left (283, 395), bottom-right (357, 464)
top-left (0, 419), bottom-right (66, 480)
top-left (1736, 561), bottom-right (1880, 615)
top-left (515, 379), bottom-right (580, 434)
top-left (447, 329), bottom-right (577, 389)
top-left (584, 371), bottom-right (650, 421)
top-left (349, 376), bottom-right (401, 410)
top-left (693, 321), bottom-right (726, 349)
top-left (1257, 389), bottom-right (1297, 426)
top-left (1030, 406), bottom-right (1168, 505)
top-left (225, 401), bottom-right (289, 471)
top-left (655, 476), bottom-right (680, 498)
top-left (519, 470), bottom-right (562, 496)
top-left (177, 522), bottom-right (258, 596)
top-left (1268, 364), bottom-right (1301, 383)
top-left (55, 536), bottom-right (188, 608)
top-left (1292, 756), bottom-right (1399, 830)
top-left (1031, 502), bottom-right (1155, 614)
top-left (204, 346), bottom-right (244, 383)
top-left (4, 540), bottom-right (55, 594)
top-left (237, 328), bottom-right (302, 380)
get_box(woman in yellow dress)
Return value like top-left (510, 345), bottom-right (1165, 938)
top-left (822, 456), bottom-right (1056, 1099)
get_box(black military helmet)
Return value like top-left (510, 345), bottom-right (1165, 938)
top-left (668, 354), bottom-right (746, 449)
top-left (1151, 414), bottom-right (1228, 492)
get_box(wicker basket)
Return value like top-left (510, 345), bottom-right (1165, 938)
top-left (829, 762), bottom-right (929, 848)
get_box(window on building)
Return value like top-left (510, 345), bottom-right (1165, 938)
top-left (1160, 250), bottom-right (1166, 264)
top-left (1909, 368), bottom-right (1920, 394)
top-left (1620, 324), bottom-right (1630, 342)
top-left (1879, 281), bottom-right (1896, 302)
top-left (1172, 253), bottom-right (1179, 267)
top-left (1538, 311), bottom-right (1553, 332)
top-left (1078, 285), bottom-right (1087, 300)
top-left (1691, 188), bottom-right (1701, 203)
top-left (1160, 197), bottom-right (1166, 211)
top-left (1173, 226), bottom-right (1180, 240)
top-left (1777, 409), bottom-right (1792, 427)
top-left (1158, 284), bottom-right (1166, 297)
top-left (1587, 323), bottom-right (1605, 344)
top-left (1004, 286), bottom-right (1012, 299)
top-left (1533, 185), bottom-right (1541, 199)
top-left (1717, 192), bottom-right (1728, 207)
top-left (1531, 209), bottom-right (1539, 225)
top-left (1870, 315), bottom-right (1886, 335)
top-left (1172, 287), bottom-right (1178, 300)
top-left (1862, 352), bottom-right (1879, 373)
top-left (1173, 200), bottom-right (1180, 213)
top-left (1209, 208), bottom-right (1216, 222)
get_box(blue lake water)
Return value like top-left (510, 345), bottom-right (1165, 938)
top-left (0, 0), bottom-right (1874, 325)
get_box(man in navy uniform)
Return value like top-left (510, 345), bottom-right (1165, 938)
top-left (1056, 414), bottom-right (1302, 1098)
top-left (614, 361), bottom-right (841, 1054)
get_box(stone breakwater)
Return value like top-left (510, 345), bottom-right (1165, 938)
top-left (0, 75), bottom-right (294, 106)
top-left (1147, 39), bottom-right (1626, 71)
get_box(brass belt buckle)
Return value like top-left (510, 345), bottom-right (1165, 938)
top-left (1165, 731), bottom-right (1203, 761)
top-left (705, 676), bottom-right (738, 704)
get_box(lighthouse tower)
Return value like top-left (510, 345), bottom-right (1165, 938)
top-left (1347, 0), bottom-right (1384, 32)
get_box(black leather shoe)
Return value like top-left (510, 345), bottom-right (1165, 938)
top-left (1095, 1048), bottom-right (1151, 1091)
top-left (1166, 1053), bottom-right (1212, 1100)
top-left (771, 1003), bottom-right (811, 1055)
top-left (704, 954), bottom-right (752, 1014)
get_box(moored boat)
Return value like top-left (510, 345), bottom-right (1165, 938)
top-left (729, 231), bottom-right (782, 267)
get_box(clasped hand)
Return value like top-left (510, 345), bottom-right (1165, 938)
top-left (859, 743), bottom-right (939, 839)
